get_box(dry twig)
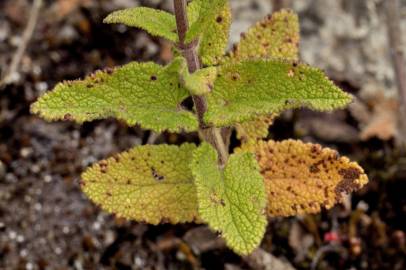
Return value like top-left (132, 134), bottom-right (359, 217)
top-left (0, 0), bottom-right (43, 88)
top-left (385, 0), bottom-right (406, 146)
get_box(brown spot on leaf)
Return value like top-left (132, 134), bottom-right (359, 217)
top-left (151, 167), bottom-right (164, 181)
top-left (231, 73), bottom-right (240, 81)
top-left (210, 191), bottom-right (225, 207)
top-left (150, 75), bottom-right (157, 81)
top-left (99, 161), bottom-right (108, 174)
top-left (311, 145), bottom-right (322, 154)
top-left (216, 16), bottom-right (223, 23)
top-left (63, 113), bottom-right (73, 121)
top-left (336, 168), bottom-right (362, 194)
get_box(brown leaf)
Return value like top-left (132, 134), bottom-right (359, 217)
top-left (360, 97), bottom-right (398, 141)
top-left (238, 140), bottom-right (368, 217)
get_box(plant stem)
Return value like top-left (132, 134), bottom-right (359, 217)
top-left (385, 0), bottom-right (406, 147)
top-left (173, 0), bottom-right (229, 165)
top-left (271, 0), bottom-right (292, 12)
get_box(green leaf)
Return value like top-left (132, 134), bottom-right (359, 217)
top-left (31, 58), bottom-right (198, 133)
top-left (187, 0), bottom-right (231, 65)
top-left (231, 10), bottom-right (299, 136)
top-left (183, 67), bottom-right (218, 95)
top-left (104, 7), bottom-right (178, 42)
top-left (81, 144), bottom-right (199, 225)
top-left (191, 143), bottom-right (267, 254)
top-left (185, 0), bottom-right (227, 43)
top-left (231, 9), bottom-right (300, 61)
top-left (205, 59), bottom-right (352, 127)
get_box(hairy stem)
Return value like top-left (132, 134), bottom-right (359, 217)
top-left (173, 0), bottom-right (229, 165)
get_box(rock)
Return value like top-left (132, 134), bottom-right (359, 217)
top-left (183, 226), bottom-right (225, 254)
top-left (244, 248), bottom-right (296, 270)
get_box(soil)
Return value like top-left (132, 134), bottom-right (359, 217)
top-left (0, 0), bottom-right (405, 269)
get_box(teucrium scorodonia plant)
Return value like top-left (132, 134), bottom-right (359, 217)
top-left (31, 0), bottom-right (368, 255)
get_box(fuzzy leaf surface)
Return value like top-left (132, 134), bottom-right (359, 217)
top-left (238, 140), bottom-right (368, 217)
top-left (104, 7), bottom-right (177, 41)
top-left (232, 10), bottom-right (299, 137)
top-left (191, 143), bottom-right (267, 254)
top-left (31, 58), bottom-right (198, 132)
top-left (205, 59), bottom-right (352, 127)
top-left (183, 67), bottom-right (218, 95)
top-left (236, 114), bottom-right (276, 142)
top-left (187, 0), bottom-right (231, 65)
top-left (185, 0), bottom-right (227, 43)
top-left (231, 9), bottom-right (300, 61)
top-left (81, 144), bottom-right (198, 225)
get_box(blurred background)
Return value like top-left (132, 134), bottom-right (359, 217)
top-left (0, 0), bottom-right (405, 269)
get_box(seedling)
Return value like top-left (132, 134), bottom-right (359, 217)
top-left (31, 0), bottom-right (368, 255)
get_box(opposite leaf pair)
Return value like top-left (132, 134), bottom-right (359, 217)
top-left (82, 142), bottom-right (266, 254)
top-left (31, 55), bottom-right (351, 134)
top-left (81, 140), bottom-right (368, 254)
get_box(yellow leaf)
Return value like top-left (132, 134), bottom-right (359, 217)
top-left (231, 9), bottom-right (300, 61)
top-left (236, 114), bottom-right (276, 142)
top-left (81, 144), bottom-right (198, 225)
top-left (238, 140), bottom-right (368, 217)
top-left (187, 0), bottom-right (231, 65)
